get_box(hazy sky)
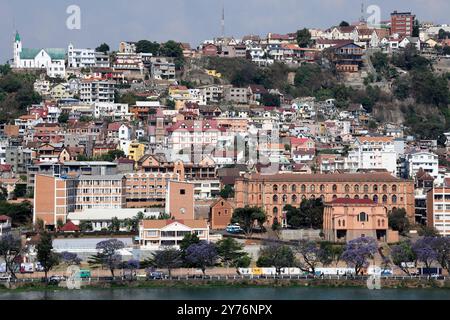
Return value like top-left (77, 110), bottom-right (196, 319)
top-left (1, 0), bottom-right (450, 63)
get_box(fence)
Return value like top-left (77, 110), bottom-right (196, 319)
top-left (1, 274), bottom-right (448, 284)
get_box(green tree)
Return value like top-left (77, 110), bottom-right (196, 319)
top-left (58, 113), bottom-right (69, 124)
top-left (260, 93), bottom-right (281, 107)
top-left (144, 248), bottom-right (183, 278)
top-left (13, 184), bottom-right (27, 198)
top-left (109, 217), bottom-right (121, 232)
top-left (231, 206), bottom-right (267, 238)
top-left (296, 28), bottom-right (312, 48)
top-left (215, 238), bottom-right (249, 269)
top-left (179, 233), bottom-right (200, 252)
top-left (219, 185), bottom-right (234, 199)
top-left (136, 40), bottom-right (160, 55)
top-left (36, 232), bottom-right (60, 282)
top-left (0, 234), bottom-right (23, 280)
top-left (256, 243), bottom-right (296, 274)
top-left (339, 21), bottom-right (350, 27)
top-left (96, 43), bottom-right (110, 54)
top-left (388, 208), bottom-right (410, 235)
top-left (160, 41), bottom-right (185, 70)
top-left (391, 240), bottom-right (416, 275)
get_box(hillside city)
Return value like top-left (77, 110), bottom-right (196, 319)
top-left (0, 9), bottom-right (450, 287)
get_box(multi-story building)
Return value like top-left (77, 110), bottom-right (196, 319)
top-left (124, 172), bottom-right (180, 208)
top-left (94, 52), bottom-right (110, 68)
top-left (327, 41), bottom-right (364, 73)
top-left (391, 11), bottom-right (416, 37)
top-left (426, 187), bottom-right (450, 236)
top-left (347, 137), bottom-right (397, 175)
top-left (33, 174), bottom-right (126, 228)
top-left (138, 219), bottom-right (209, 250)
top-left (0, 215), bottom-right (12, 236)
top-left (79, 79), bottom-right (115, 103)
top-left (150, 57), bottom-right (176, 80)
top-left (167, 120), bottom-right (225, 153)
top-left (406, 151), bottom-right (439, 180)
top-left (94, 103), bottom-right (130, 120)
top-left (67, 43), bottom-right (96, 69)
top-left (235, 172), bottom-right (415, 226)
top-left (224, 87), bottom-right (249, 104)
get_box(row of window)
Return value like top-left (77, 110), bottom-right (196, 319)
top-left (271, 194), bottom-right (399, 204)
top-left (269, 184), bottom-right (398, 193)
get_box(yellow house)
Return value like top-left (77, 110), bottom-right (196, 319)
top-left (128, 142), bottom-right (146, 163)
top-left (169, 85), bottom-right (190, 98)
top-left (205, 69), bottom-right (222, 78)
top-left (50, 84), bottom-right (72, 100)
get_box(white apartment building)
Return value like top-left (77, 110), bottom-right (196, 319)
top-left (347, 137), bottom-right (397, 175)
top-left (79, 79), bottom-right (115, 103)
top-left (427, 187), bottom-right (450, 236)
top-left (94, 103), bottom-right (130, 120)
top-left (139, 219), bottom-right (209, 250)
top-left (167, 120), bottom-right (225, 152)
top-left (406, 151), bottom-right (439, 180)
top-left (192, 180), bottom-right (221, 199)
top-left (95, 52), bottom-right (110, 68)
top-left (150, 58), bottom-right (176, 80)
top-left (67, 43), bottom-right (96, 69)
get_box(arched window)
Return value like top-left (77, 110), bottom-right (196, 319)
top-left (381, 220), bottom-right (385, 227)
top-left (282, 195), bottom-right (288, 203)
top-left (310, 195), bottom-right (316, 200)
top-left (354, 185), bottom-right (360, 193)
top-left (320, 195), bottom-right (325, 202)
top-left (273, 207), bottom-right (279, 216)
top-left (358, 212), bottom-right (368, 222)
top-left (292, 195), bottom-right (297, 203)
top-left (282, 185), bottom-right (288, 192)
top-left (332, 195), bottom-right (338, 200)
top-left (392, 195), bottom-right (397, 203)
top-left (354, 195), bottom-right (360, 199)
top-left (392, 185), bottom-right (397, 193)
top-left (382, 185), bottom-right (388, 193)
top-left (345, 184), bottom-right (350, 192)
top-left (345, 194), bottom-right (350, 199)
top-left (364, 195), bottom-right (369, 200)
top-left (382, 195), bottom-right (388, 203)
top-left (364, 185), bottom-right (369, 193)
top-left (332, 184), bottom-right (338, 192)
top-left (338, 220), bottom-right (341, 227)
top-left (301, 195), bottom-right (306, 200)
top-left (310, 185), bottom-right (315, 192)
top-left (342, 220), bottom-right (345, 227)
top-left (377, 219), bottom-right (381, 227)
top-left (291, 185), bottom-right (297, 192)
top-left (273, 185), bottom-right (278, 193)
top-left (373, 185), bottom-right (378, 193)
top-left (320, 184), bottom-right (325, 192)
top-left (273, 195), bottom-right (278, 203)
top-left (301, 185), bottom-right (306, 193)
top-left (373, 195), bottom-right (378, 203)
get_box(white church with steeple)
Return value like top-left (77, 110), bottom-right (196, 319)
top-left (13, 31), bottom-right (66, 78)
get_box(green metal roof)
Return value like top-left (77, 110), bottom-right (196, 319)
top-left (20, 47), bottom-right (66, 60)
top-left (15, 31), bottom-right (20, 42)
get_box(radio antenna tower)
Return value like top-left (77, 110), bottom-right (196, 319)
top-left (360, 2), bottom-right (366, 23)
top-left (221, 1), bottom-right (225, 37)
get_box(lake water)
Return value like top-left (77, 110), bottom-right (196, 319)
top-left (1, 287), bottom-right (450, 300)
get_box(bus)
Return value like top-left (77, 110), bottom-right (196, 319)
top-left (226, 224), bottom-right (243, 234)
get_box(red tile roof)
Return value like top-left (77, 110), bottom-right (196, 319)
top-left (59, 221), bottom-right (80, 232)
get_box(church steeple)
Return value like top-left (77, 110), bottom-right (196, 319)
top-left (15, 31), bottom-right (21, 43)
